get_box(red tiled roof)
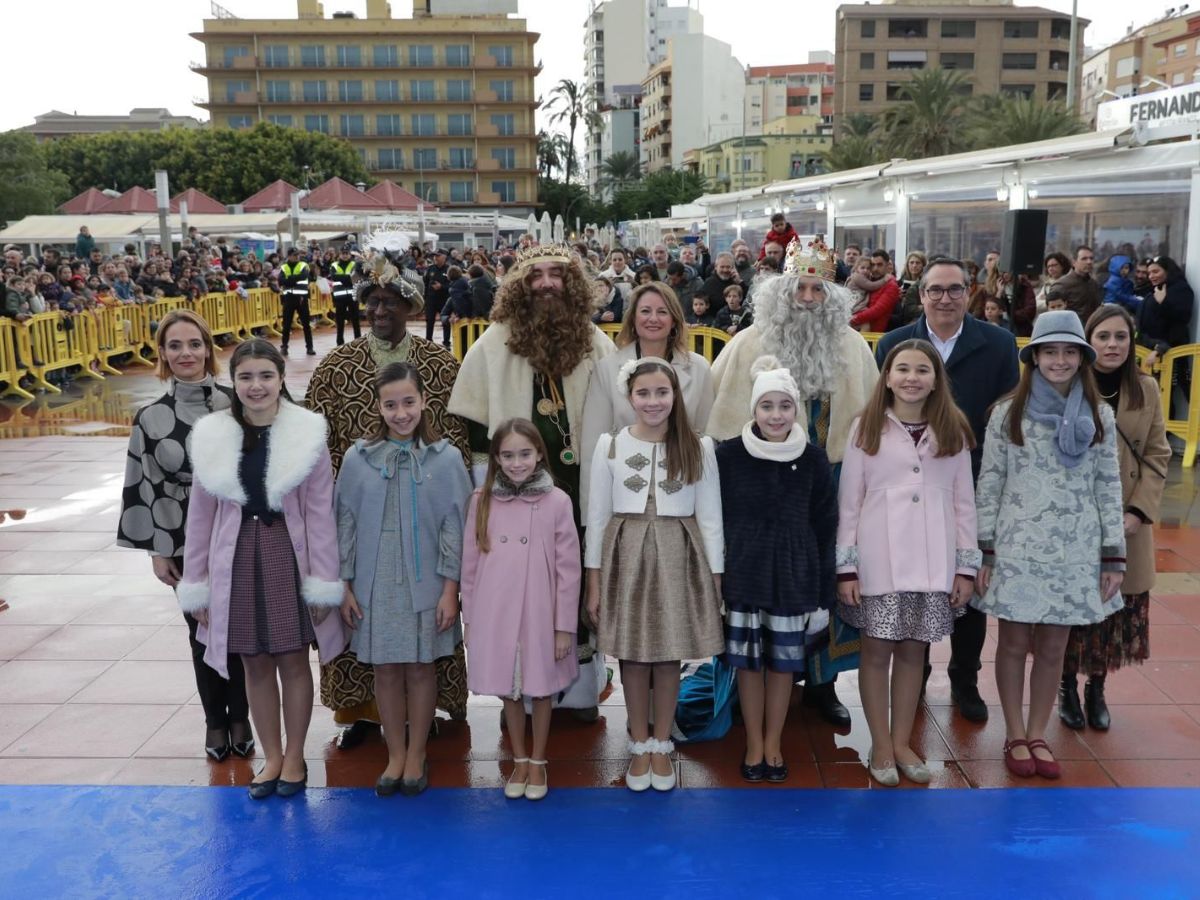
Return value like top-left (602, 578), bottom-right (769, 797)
top-left (57, 187), bottom-right (112, 215)
top-left (365, 179), bottom-right (427, 210)
top-left (240, 179), bottom-right (300, 212)
top-left (94, 186), bottom-right (160, 214)
top-left (300, 176), bottom-right (387, 210)
top-left (170, 188), bottom-right (227, 214)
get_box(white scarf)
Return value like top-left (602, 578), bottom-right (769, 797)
top-left (740, 421), bottom-right (808, 462)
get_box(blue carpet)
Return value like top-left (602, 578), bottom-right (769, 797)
top-left (1, 786), bottom-right (1197, 898)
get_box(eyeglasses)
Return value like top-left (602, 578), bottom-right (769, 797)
top-left (923, 284), bottom-right (968, 301)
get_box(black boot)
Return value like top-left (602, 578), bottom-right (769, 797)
top-left (802, 681), bottom-right (851, 728)
top-left (1058, 674), bottom-right (1085, 730)
top-left (950, 680), bottom-right (989, 723)
top-left (1085, 677), bottom-right (1111, 731)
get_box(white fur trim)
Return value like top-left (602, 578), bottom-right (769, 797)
top-left (176, 580), bottom-right (210, 613)
top-left (189, 411), bottom-right (247, 505)
top-left (956, 548), bottom-right (983, 571)
top-left (302, 576), bottom-right (344, 608)
top-left (836, 545), bottom-right (859, 569)
top-left (651, 738), bottom-right (675, 755)
top-left (629, 739), bottom-right (654, 756)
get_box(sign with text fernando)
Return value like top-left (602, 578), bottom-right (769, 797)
top-left (1097, 83), bottom-right (1200, 133)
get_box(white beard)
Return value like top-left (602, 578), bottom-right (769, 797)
top-left (752, 274), bottom-right (852, 399)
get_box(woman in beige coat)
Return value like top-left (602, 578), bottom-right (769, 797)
top-left (1061, 306), bottom-right (1170, 732)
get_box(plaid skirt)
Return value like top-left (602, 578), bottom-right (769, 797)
top-left (1064, 592), bottom-right (1151, 677)
top-left (227, 515), bottom-right (315, 657)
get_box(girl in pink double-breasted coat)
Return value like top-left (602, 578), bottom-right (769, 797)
top-left (461, 418), bottom-right (580, 801)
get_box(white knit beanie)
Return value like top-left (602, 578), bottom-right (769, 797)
top-left (750, 355), bottom-right (800, 413)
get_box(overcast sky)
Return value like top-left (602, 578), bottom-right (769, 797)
top-left (0, 0), bottom-right (1162, 134)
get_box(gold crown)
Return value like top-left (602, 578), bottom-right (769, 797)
top-left (783, 237), bottom-right (837, 281)
top-left (514, 243), bottom-right (572, 271)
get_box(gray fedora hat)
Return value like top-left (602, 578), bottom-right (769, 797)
top-left (1018, 309), bottom-right (1096, 364)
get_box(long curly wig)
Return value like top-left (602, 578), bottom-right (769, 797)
top-left (490, 258), bottom-right (601, 380)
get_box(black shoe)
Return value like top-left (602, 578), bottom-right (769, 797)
top-left (400, 759), bottom-right (429, 796)
top-left (765, 759), bottom-right (789, 783)
top-left (803, 682), bottom-right (851, 729)
top-left (336, 720), bottom-right (380, 751)
top-left (950, 682), bottom-right (989, 723)
top-left (1085, 677), bottom-right (1111, 731)
top-left (229, 721), bottom-right (255, 758)
top-left (205, 727), bottom-right (230, 763)
top-left (280, 344), bottom-right (289, 355)
top-left (1058, 675), bottom-right (1085, 730)
top-left (740, 760), bottom-right (766, 783)
top-left (205, 744), bottom-right (230, 763)
top-left (277, 763), bottom-right (308, 798)
top-left (376, 773), bottom-right (405, 797)
top-left (248, 774), bottom-right (279, 800)
top-left (306, 347), bottom-right (316, 356)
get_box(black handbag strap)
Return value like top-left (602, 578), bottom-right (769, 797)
top-left (1116, 422), bottom-right (1167, 481)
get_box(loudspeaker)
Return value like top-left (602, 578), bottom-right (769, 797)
top-left (999, 209), bottom-right (1048, 277)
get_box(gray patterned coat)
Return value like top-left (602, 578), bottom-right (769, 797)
top-left (972, 398), bottom-right (1126, 626)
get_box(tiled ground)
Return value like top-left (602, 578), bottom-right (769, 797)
top-left (2, 325), bottom-right (1200, 790)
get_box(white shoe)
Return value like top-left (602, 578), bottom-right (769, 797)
top-left (898, 760), bottom-right (931, 784)
top-left (649, 738), bottom-right (677, 792)
top-left (524, 760), bottom-right (548, 801)
top-left (504, 757), bottom-right (529, 799)
top-left (867, 746), bottom-right (900, 787)
top-left (626, 740), bottom-right (653, 792)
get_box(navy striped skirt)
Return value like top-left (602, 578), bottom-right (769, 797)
top-left (724, 603), bottom-right (831, 674)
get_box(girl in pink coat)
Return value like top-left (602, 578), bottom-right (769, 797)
top-left (836, 339), bottom-right (980, 787)
top-left (461, 418), bottom-right (580, 801)
top-left (180, 339), bottom-right (346, 801)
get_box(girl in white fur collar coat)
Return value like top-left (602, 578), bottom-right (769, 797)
top-left (180, 340), bottom-right (346, 800)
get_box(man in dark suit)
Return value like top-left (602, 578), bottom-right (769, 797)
top-left (876, 257), bottom-right (1019, 724)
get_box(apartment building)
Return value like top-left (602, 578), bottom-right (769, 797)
top-left (583, 0), bottom-right (703, 193)
top-left (683, 115), bottom-right (831, 193)
top-left (745, 55), bottom-right (835, 137)
top-left (834, 1), bottom-right (1087, 127)
top-left (193, 0), bottom-right (539, 213)
top-left (23, 109), bottom-right (202, 140)
top-left (1081, 12), bottom-right (1193, 127)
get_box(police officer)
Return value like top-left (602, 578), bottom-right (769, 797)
top-left (329, 244), bottom-right (360, 345)
top-left (280, 246), bottom-right (315, 356)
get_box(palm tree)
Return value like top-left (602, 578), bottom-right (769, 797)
top-left (965, 95), bottom-right (1086, 149)
top-left (878, 67), bottom-right (974, 160)
top-left (547, 79), bottom-right (600, 184)
top-left (549, 133), bottom-right (576, 181)
top-left (536, 130), bottom-right (560, 180)
top-left (599, 150), bottom-right (642, 193)
top-left (823, 134), bottom-right (885, 173)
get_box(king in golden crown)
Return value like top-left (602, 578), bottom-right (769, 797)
top-left (513, 242), bottom-right (572, 272)
top-left (783, 237), bottom-right (838, 281)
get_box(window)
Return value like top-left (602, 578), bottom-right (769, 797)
top-left (1050, 18), bottom-right (1072, 39)
top-left (227, 115), bottom-right (253, 129)
top-left (449, 147), bottom-right (473, 168)
top-left (941, 20), bottom-right (975, 38)
top-left (264, 45), bottom-right (290, 67)
top-left (410, 80), bottom-right (436, 101)
top-left (1173, 71), bottom-right (1187, 85)
top-left (491, 147), bottom-right (516, 170)
top-left (490, 113), bottom-right (515, 135)
top-left (1115, 57), bottom-right (1140, 79)
top-left (1176, 43), bottom-right (1189, 58)
top-left (488, 45), bottom-right (514, 67)
top-left (373, 45), bottom-right (398, 67)
top-left (490, 79), bottom-right (515, 101)
top-left (860, 20), bottom-right (875, 38)
top-left (860, 52), bottom-right (875, 70)
top-left (888, 19), bottom-right (927, 38)
top-left (265, 81), bottom-right (291, 102)
top-left (376, 80), bottom-right (400, 101)
top-left (887, 51), bottom-right (927, 70)
top-left (340, 114), bottom-right (365, 137)
top-left (338, 80), bottom-right (364, 102)
top-left (336, 45), bottom-right (361, 67)
top-left (859, 84), bottom-right (875, 102)
top-left (940, 52), bottom-right (975, 70)
top-left (300, 45), bottom-right (325, 67)
top-left (411, 114), bottom-right (436, 136)
top-left (304, 114), bottom-right (329, 133)
top-left (376, 114), bottom-right (401, 136)
top-left (223, 46), bottom-right (249, 67)
top-left (787, 95), bottom-right (807, 108)
top-left (448, 113), bottom-right (472, 136)
top-left (413, 148), bottom-right (437, 169)
top-left (225, 80), bottom-right (250, 101)
top-left (268, 114), bottom-right (293, 127)
top-left (1002, 84), bottom-right (1035, 99)
top-left (450, 181), bottom-right (475, 202)
top-left (413, 181), bottom-right (439, 202)
top-left (409, 44), bottom-right (434, 66)
top-left (491, 180), bottom-right (517, 202)
top-left (1195, 39), bottom-right (1200, 55)
top-left (446, 79), bottom-right (471, 101)
top-left (886, 82), bottom-right (905, 101)
top-left (446, 44), bottom-right (470, 66)
top-left (302, 81), bottom-right (328, 102)
top-left (1003, 20), bottom-right (1039, 39)
top-left (1002, 53), bottom-right (1038, 70)
top-left (378, 148), bottom-right (403, 170)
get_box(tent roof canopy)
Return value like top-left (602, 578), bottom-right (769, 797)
top-left (58, 188), bottom-right (111, 215)
top-left (301, 176), bottom-right (386, 210)
top-left (170, 188), bottom-right (227, 214)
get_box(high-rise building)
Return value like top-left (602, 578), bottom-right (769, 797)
top-left (583, 0), bottom-right (703, 194)
top-left (193, 0), bottom-right (539, 213)
top-left (745, 55), bottom-right (835, 137)
top-left (641, 34), bottom-right (745, 174)
top-left (834, 1), bottom-right (1087, 129)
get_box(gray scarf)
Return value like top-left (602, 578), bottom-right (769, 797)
top-left (1026, 370), bottom-right (1095, 469)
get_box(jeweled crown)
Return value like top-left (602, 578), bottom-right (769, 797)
top-left (514, 242), bottom-right (572, 271)
top-left (783, 237), bottom-right (837, 281)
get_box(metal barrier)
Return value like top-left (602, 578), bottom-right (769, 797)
top-left (92, 306), bottom-right (154, 376)
top-left (0, 319), bottom-right (34, 400)
top-left (240, 288), bottom-right (283, 339)
top-left (1158, 346), bottom-right (1200, 467)
top-left (17, 313), bottom-right (104, 393)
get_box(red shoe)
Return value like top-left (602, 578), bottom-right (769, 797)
top-left (1026, 739), bottom-right (1061, 780)
top-left (1003, 739), bottom-right (1036, 778)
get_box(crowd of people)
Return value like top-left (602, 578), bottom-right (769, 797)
top-left (114, 229), bottom-right (1174, 801)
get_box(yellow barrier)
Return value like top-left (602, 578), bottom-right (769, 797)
top-left (18, 312), bottom-right (104, 393)
top-left (308, 284), bottom-right (335, 326)
top-left (191, 293), bottom-right (242, 342)
top-left (141, 299), bottom-right (190, 356)
top-left (92, 306), bottom-right (155, 376)
top-left (1158, 346), bottom-right (1200, 467)
top-left (451, 318), bottom-right (730, 364)
top-left (688, 325), bottom-right (731, 359)
top-left (0, 318), bottom-right (34, 400)
top-left (240, 288), bottom-right (283, 339)
top-left (451, 318), bottom-right (492, 361)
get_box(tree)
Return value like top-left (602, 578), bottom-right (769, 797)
top-left (536, 130), bottom-right (560, 180)
top-left (609, 168), bottom-right (708, 222)
top-left (599, 150), bottom-right (642, 194)
top-left (537, 178), bottom-right (606, 231)
top-left (546, 79), bottom-right (599, 185)
top-left (0, 131), bottom-right (71, 226)
top-left (877, 67), bottom-right (974, 159)
top-left (549, 133), bottom-right (577, 182)
top-left (42, 123), bottom-right (370, 204)
top-left (965, 95), bottom-right (1085, 149)
top-left (822, 134), bottom-right (886, 173)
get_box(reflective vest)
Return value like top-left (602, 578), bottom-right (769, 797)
top-left (329, 260), bottom-right (356, 300)
top-left (281, 261), bottom-right (310, 300)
